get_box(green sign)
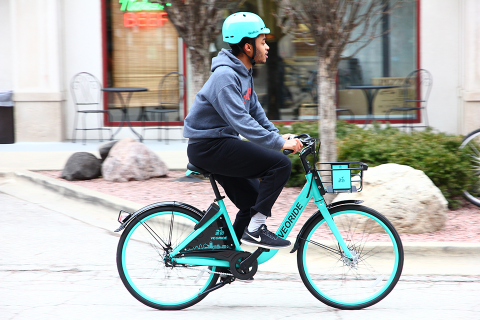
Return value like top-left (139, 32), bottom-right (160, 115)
top-left (119, 0), bottom-right (171, 12)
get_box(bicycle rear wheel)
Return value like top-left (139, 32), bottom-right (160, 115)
top-left (116, 206), bottom-right (219, 310)
top-left (297, 205), bottom-right (403, 310)
top-left (460, 129), bottom-right (480, 206)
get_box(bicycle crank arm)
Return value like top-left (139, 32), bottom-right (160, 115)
top-left (239, 248), bottom-right (270, 271)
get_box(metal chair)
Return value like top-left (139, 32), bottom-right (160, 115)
top-left (336, 59), bottom-right (362, 121)
top-left (386, 69), bottom-right (433, 131)
top-left (336, 108), bottom-right (355, 121)
top-left (142, 72), bottom-right (185, 143)
top-left (70, 72), bottom-right (111, 144)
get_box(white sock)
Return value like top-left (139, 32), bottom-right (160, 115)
top-left (247, 212), bottom-right (267, 232)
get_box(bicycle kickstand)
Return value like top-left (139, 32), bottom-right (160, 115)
top-left (198, 276), bottom-right (235, 296)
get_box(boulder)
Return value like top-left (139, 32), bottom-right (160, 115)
top-left (334, 163), bottom-right (448, 234)
top-left (102, 138), bottom-right (168, 182)
top-left (61, 152), bottom-right (102, 181)
top-left (98, 140), bottom-right (118, 162)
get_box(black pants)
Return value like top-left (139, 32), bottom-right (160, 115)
top-left (187, 138), bottom-right (292, 240)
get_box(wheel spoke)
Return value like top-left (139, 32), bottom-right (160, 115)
top-left (168, 211), bottom-right (175, 246)
top-left (140, 220), bottom-right (168, 250)
top-left (303, 238), bottom-right (342, 256)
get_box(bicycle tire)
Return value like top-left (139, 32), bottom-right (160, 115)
top-left (116, 206), bottom-right (219, 310)
top-left (460, 129), bottom-right (480, 206)
top-left (297, 205), bottom-right (404, 310)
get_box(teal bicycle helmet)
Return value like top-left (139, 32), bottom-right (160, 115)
top-left (223, 12), bottom-right (270, 44)
top-left (222, 12), bottom-right (270, 65)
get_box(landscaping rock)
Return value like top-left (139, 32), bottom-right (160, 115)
top-left (61, 152), bottom-right (102, 181)
top-left (334, 163), bottom-right (448, 234)
top-left (98, 140), bottom-right (118, 162)
top-left (102, 138), bottom-right (168, 182)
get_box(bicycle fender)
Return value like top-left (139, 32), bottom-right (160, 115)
top-left (114, 201), bottom-right (204, 233)
top-left (290, 201), bottom-right (363, 253)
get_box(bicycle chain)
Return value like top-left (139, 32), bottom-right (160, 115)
top-left (178, 265), bottom-right (234, 278)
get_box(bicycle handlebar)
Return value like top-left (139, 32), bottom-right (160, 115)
top-left (283, 134), bottom-right (315, 155)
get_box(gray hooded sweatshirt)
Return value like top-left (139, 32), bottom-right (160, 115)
top-left (183, 49), bottom-right (285, 151)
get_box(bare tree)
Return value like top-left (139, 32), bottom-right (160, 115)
top-left (155, 1), bottom-right (243, 96)
top-left (276, 0), bottom-right (401, 164)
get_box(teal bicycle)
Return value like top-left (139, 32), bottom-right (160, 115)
top-left (114, 134), bottom-right (404, 310)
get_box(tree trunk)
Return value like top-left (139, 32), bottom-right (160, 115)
top-left (189, 50), bottom-right (211, 99)
top-left (318, 57), bottom-right (337, 164)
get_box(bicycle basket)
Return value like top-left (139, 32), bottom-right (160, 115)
top-left (316, 162), bottom-right (368, 193)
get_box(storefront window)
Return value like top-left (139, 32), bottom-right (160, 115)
top-left (103, 0), bottom-right (184, 125)
top-left (104, 0), bottom-right (417, 125)
top-left (213, 0), bottom-right (418, 122)
top-left (337, 1), bottom-right (418, 122)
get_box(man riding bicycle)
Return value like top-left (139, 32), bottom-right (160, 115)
top-left (183, 12), bottom-right (303, 249)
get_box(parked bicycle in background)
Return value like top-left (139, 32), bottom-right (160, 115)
top-left (460, 129), bottom-right (480, 206)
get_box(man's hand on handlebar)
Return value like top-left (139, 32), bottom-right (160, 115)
top-left (282, 137), bottom-right (303, 154)
top-left (281, 133), bottom-right (295, 140)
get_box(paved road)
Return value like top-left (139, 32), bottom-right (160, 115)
top-left (1, 192), bottom-right (480, 320)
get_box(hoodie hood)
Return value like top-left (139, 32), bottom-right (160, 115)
top-left (211, 49), bottom-right (251, 77)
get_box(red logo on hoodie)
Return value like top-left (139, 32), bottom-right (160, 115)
top-left (243, 87), bottom-right (251, 104)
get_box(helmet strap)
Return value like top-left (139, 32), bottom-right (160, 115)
top-left (237, 40), bottom-right (256, 67)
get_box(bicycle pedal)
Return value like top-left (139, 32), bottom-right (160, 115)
top-left (236, 277), bottom-right (254, 283)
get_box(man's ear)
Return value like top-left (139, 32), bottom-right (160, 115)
top-left (243, 42), bottom-right (252, 54)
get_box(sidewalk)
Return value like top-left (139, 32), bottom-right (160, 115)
top-left (0, 139), bottom-right (189, 170)
top-left (1, 140), bottom-right (480, 276)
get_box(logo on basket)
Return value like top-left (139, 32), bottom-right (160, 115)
top-left (339, 177), bottom-right (345, 183)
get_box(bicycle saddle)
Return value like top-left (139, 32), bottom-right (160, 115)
top-left (187, 163), bottom-right (210, 175)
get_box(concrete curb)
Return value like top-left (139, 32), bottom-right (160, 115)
top-left (0, 169), bottom-right (140, 214)
top-left (402, 242), bottom-right (480, 256)
top-left (1, 169), bottom-right (480, 258)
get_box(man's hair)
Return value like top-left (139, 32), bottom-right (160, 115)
top-left (229, 37), bottom-right (254, 56)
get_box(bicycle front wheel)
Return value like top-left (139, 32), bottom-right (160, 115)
top-left (460, 129), bottom-right (480, 206)
top-left (297, 205), bottom-right (403, 310)
top-left (116, 206), bottom-right (219, 310)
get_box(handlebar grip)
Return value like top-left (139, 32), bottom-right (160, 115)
top-left (283, 149), bottom-right (294, 155)
top-left (294, 133), bottom-right (310, 139)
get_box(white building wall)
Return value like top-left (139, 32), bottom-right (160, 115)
top-left (10, 0), bottom-right (65, 141)
top-left (63, 0), bottom-right (105, 141)
top-left (1, 0), bottom-right (476, 141)
top-left (0, 0), bottom-right (13, 91)
top-left (420, 0), bottom-right (460, 134)
top-left (461, 0), bottom-right (480, 135)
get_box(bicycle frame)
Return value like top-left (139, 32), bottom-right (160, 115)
top-left (171, 171), bottom-right (354, 267)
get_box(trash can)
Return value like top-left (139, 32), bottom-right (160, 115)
top-left (0, 90), bottom-right (15, 144)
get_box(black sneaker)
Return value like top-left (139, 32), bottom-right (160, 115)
top-left (241, 224), bottom-right (291, 249)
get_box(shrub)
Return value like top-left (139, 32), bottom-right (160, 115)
top-left (276, 121), bottom-right (475, 208)
top-left (338, 124), bottom-right (475, 208)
